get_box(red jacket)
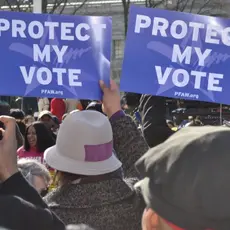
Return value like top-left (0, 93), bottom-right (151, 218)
top-left (51, 98), bottom-right (66, 121)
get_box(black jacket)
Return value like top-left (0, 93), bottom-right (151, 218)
top-left (0, 173), bottom-right (65, 230)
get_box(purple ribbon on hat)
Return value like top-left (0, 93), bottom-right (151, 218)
top-left (84, 141), bottom-right (113, 162)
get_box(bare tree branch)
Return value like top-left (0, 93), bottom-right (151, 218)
top-left (146, 0), bottom-right (153, 8)
top-left (27, 0), bottom-right (33, 12)
top-left (71, 0), bottom-right (88, 15)
top-left (59, 0), bottom-right (68, 14)
top-left (150, 0), bottom-right (165, 8)
top-left (5, 0), bottom-right (32, 12)
top-left (199, 2), bottom-right (221, 16)
top-left (3, 0), bottom-right (86, 15)
top-left (49, 0), bottom-right (63, 14)
top-left (189, 0), bottom-right (196, 13)
top-left (5, 0), bottom-right (16, 11)
top-left (166, 0), bottom-right (182, 11)
top-left (196, 0), bottom-right (212, 14)
top-left (15, 0), bottom-right (21, 12)
top-left (174, 0), bottom-right (183, 11)
top-left (180, 0), bottom-right (190, 12)
top-left (42, 0), bottom-right (48, 13)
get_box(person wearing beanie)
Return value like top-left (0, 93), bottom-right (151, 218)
top-left (136, 126), bottom-right (230, 230)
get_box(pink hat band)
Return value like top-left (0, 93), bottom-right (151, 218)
top-left (84, 141), bottom-right (113, 162)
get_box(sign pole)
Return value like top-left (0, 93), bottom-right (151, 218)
top-left (20, 97), bottom-right (24, 111)
top-left (21, 0), bottom-right (42, 112)
top-left (220, 104), bottom-right (223, 125)
top-left (33, 0), bottom-right (42, 14)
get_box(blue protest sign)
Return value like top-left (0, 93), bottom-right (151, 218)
top-left (0, 11), bottom-right (111, 100)
top-left (121, 5), bottom-right (230, 104)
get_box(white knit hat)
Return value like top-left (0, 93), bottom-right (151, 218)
top-left (44, 110), bottom-right (122, 175)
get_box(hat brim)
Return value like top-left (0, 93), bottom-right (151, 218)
top-left (44, 146), bottom-right (122, 176)
top-left (39, 114), bottom-right (52, 120)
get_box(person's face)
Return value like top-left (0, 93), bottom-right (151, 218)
top-left (41, 115), bottom-right (51, 123)
top-left (40, 115), bottom-right (53, 129)
top-left (27, 117), bottom-right (35, 125)
top-left (33, 175), bottom-right (48, 196)
top-left (123, 104), bottom-right (129, 110)
top-left (27, 126), bottom-right (37, 148)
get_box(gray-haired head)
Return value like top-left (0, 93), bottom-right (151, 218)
top-left (18, 159), bottom-right (51, 186)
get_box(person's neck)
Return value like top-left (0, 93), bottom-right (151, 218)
top-left (30, 146), bottom-right (37, 152)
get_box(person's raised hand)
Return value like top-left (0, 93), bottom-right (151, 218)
top-left (0, 116), bottom-right (18, 182)
top-left (100, 80), bottom-right (121, 118)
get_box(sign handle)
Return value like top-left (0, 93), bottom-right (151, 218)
top-left (33, 0), bottom-right (42, 14)
top-left (220, 104), bottom-right (223, 125)
top-left (20, 0), bottom-right (42, 112)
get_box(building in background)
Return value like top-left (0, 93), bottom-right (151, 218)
top-left (0, 0), bottom-right (229, 87)
top-left (0, 0), bottom-right (229, 108)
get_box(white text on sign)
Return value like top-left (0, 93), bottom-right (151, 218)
top-left (0, 19), bottom-right (106, 87)
top-left (134, 14), bottom-right (229, 92)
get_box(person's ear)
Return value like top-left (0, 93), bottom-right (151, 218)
top-left (142, 208), bottom-right (158, 230)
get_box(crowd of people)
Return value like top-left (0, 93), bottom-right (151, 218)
top-left (0, 80), bottom-right (230, 230)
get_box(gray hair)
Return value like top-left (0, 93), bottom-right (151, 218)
top-left (18, 159), bottom-right (51, 186)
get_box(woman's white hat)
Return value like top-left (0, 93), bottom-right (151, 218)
top-left (44, 110), bottom-right (122, 175)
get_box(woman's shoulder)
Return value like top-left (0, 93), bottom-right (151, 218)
top-left (17, 148), bottom-right (44, 163)
top-left (17, 146), bottom-right (25, 154)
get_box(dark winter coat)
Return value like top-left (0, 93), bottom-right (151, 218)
top-left (0, 173), bottom-right (65, 230)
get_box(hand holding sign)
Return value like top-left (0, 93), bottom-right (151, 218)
top-left (100, 80), bottom-right (121, 118)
